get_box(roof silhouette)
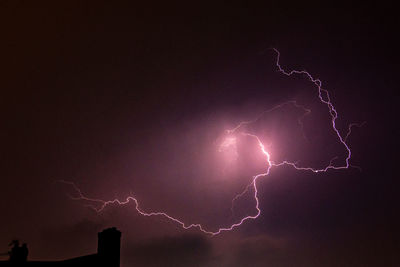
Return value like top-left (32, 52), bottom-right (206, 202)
top-left (0, 227), bottom-right (121, 267)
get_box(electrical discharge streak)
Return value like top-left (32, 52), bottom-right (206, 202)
top-left (62, 49), bottom-right (361, 236)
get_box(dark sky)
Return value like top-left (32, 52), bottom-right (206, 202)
top-left (1, 1), bottom-right (399, 266)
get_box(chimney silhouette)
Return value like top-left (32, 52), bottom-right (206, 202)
top-left (97, 227), bottom-right (121, 267)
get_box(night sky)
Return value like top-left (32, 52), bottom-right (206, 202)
top-left (1, 1), bottom-right (399, 266)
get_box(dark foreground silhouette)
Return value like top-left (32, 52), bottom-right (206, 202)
top-left (0, 227), bottom-right (121, 267)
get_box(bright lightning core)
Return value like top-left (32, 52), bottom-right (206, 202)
top-left (61, 49), bottom-right (363, 236)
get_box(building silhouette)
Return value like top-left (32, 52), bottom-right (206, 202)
top-left (0, 227), bottom-right (121, 267)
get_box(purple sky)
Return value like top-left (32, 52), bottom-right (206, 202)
top-left (1, 1), bottom-right (398, 266)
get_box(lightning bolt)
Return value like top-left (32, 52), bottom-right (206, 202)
top-left (61, 49), bottom-right (363, 236)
